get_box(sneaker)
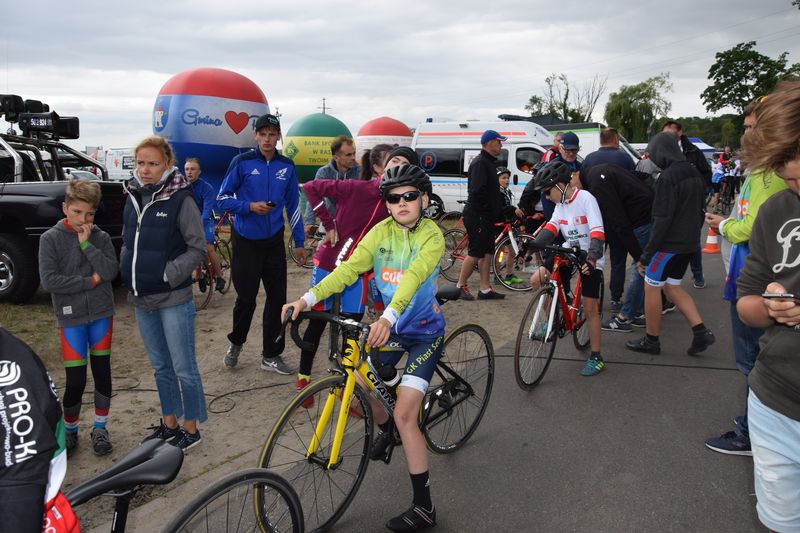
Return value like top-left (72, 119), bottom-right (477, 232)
top-left (610, 299), bottom-right (622, 313)
top-left (580, 356), bottom-right (605, 376)
top-left (631, 314), bottom-right (646, 328)
top-left (688, 329), bottom-right (715, 355)
top-left (296, 376), bottom-right (314, 409)
top-left (477, 289), bottom-right (505, 300)
top-left (370, 431), bottom-right (395, 461)
top-left (457, 286), bottom-right (475, 301)
top-left (704, 431), bottom-right (752, 456)
top-left (693, 278), bottom-right (706, 289)
top-left (223, 343), bottom-right (242, 368)
top-left (65, 431), bottom-right (78, 458)
top-left (503, 274), bottom-right (524, 284)
top-left (90, 427), bottom-right (113, 456)
top-left (601, 315), bottom-right (632, 332)
top-left (141, 419), bottom-right (181, 444)
top-left (261, 355), bottom-right (294, 375)
top-left (662, 300), bottom-right (677, 315)
top-left (169, 428), bottom-right (202, 452)
top-left (385, 505), bottom-right (437, 532)
top-left (626, 336), bottom-right (661, 355)
top-left (215, 277), bottom-right (226, 292)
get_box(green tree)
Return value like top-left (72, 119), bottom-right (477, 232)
top-left (701, 41), bottom-right (800, 113)
top-left (604, 74), bottom-right (673, 142)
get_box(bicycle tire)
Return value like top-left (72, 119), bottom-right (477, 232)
top-left (422, 324), bottom-right (494, 454)
top-left (492, 233), bottom-right (538, 292)
top-left (437, 211), bottom-right (463, 231)
top-left (258, 375), bottom-right (373, 533)
top-left (572, 270), bottom-right (604, 351)
top-left (162, 468), bottom-right (304, 533)
top-left (440, 228), bottom-right (467, 283)
top-left (191, 258), bottom-right (214, 311)
top-left (288, 234), bottom-right (317, 269)
top-left (424, 193), bottom-right (445, 220)
top-left (215, 238), bottom-right (233, 294)
top-left (514, 286), bottom-right (559, 389)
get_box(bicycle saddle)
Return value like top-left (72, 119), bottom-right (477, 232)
top-left (66, 439), bottom-right (184, 506)
top-left (436, 285), bottom-right (462, 304)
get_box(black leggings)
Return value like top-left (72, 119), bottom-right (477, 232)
top-left (63, 355), bottom-right (112, 411)
top-left (299, 312), bottom-right (364, 376)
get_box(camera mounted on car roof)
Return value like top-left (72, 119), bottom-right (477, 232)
top-left (1, 94), bottom-right (79, 140)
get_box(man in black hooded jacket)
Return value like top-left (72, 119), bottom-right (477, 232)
top-left (626, 132), bottom-right (715, 356)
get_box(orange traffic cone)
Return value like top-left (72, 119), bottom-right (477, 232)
top-left (702, 228), bottom-right (720, 254)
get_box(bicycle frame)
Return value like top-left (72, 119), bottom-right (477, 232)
top-left (533, 255), bottom-right (583, 337)
top-left (305, 318), bottom-right (473, 468)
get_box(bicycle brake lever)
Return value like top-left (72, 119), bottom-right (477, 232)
top-left (275, 305), bottom-right (294, 344)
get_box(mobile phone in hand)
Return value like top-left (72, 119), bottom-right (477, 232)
top-left (761, 293), bottom-right (800, 303)
top-left (266, 201), bottom-right (276, 207)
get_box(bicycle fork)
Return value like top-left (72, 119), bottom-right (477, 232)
top-left (529, 283), bottom-right (558, 340)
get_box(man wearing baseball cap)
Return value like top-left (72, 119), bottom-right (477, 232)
top-left (217, 113), bottom-right (306, 374)
top-left (455, 130), bottom-right (507, 300)
top-left (540, 131), bottom-right (582, 220)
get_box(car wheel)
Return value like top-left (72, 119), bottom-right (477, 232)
top-left (0, 234), bottom-right (40, 304)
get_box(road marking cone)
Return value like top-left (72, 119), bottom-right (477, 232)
top-left (702, 228), bottom-right (720, 254)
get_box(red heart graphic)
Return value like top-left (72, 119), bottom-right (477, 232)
top-left (225, 111), bottom-right (250, 134)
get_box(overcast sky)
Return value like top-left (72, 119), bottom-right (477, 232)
top-left (2, 0), bottom-right (799, 150)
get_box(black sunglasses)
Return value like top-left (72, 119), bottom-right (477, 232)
top-left (385, 191), bottom-right (421, 204)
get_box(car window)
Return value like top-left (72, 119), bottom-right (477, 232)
top-left (516, 147), bottom-right (544, 173)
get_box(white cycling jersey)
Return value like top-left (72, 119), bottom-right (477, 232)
top-left (541, 188), bottom-right (606, 269)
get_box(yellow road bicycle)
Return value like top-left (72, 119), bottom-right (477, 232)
top-left (258, 286), bottom-right (494, 532)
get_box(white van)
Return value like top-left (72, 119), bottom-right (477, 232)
top-left (104, 147), bottom-right (135, 181)
top-left (411, 120), bottom-right (553, 213)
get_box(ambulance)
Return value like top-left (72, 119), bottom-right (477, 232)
top-left (411, 120), bottom-right (553, 213)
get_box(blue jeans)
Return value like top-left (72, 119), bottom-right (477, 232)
top-left (690, 245), bottom-right (704, 282)
top-left (730, 300), bottom-right (764, 438)
top-left (135, 299), bottom-right (208, 423)
top-left (619, 224), bottom-right (651, 320)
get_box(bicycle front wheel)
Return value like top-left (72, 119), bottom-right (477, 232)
top-left (288, 233), bottom-right (317, 269)
top-left (191, 258), bottom-right (213, 311)
top-left (440, 228), bottom-right (467, 283)
top-left (492, 233), bottom-right (538, 291)
top-left (215, 238), bottom-right (233, 294)
top-left (515, 286), bottom-right (559, 389)
top-left (422, 324), bottom-right (494, 454)
top-left (437, 211), bottom-right (462, 231)
top-left (258, 375), bottom-right (373, 533)
top-left (163, 468), bottom-right (304, 533)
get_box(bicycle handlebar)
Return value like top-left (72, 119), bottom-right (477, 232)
top-left (276, 307), bottom-right (371, 353)
top-left (528, 242), bottom-right (589, 265)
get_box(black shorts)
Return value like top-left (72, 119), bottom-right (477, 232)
top-left (712, 182), bottom-right (722, 194)
top-left (580, 268), bottom-right (603, 299)
top-left (644, 252), bottom-right (692, 287)
top-left (463, 210), bottom-right (495, 257)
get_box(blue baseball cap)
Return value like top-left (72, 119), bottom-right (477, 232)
top-left (480, 130), bottom-right (508, 145)
top-left (561, 132), bottom-right (580, 150)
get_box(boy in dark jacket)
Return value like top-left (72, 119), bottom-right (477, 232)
top-left (625, 133), bottom-right (715, 356)
top-left (38, 179), bottom-right (118, 457)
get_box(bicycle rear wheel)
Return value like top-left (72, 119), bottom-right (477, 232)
top-left (192, 258), bottom-right (214, 311)
top-left (422, 324), bottom-right (494, 454)
top-left (514, 286), bottom-right (559, 389)
top-left (163, 468), bottom-right (304, 533)
top-left (215, 238), bottom-right (233, 294)
top-left (440, 228), bottom-right (467, 283)
top-left (258, 375), bottom-right (373, 533)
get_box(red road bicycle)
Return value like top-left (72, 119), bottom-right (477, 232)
top-left (439, 215), bottom-right (543, 291)
top-left (513, 243), bottom-right (604, 389)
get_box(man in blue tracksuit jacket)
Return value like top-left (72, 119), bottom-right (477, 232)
top-left (217, 113), bottom-right (306, 373)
